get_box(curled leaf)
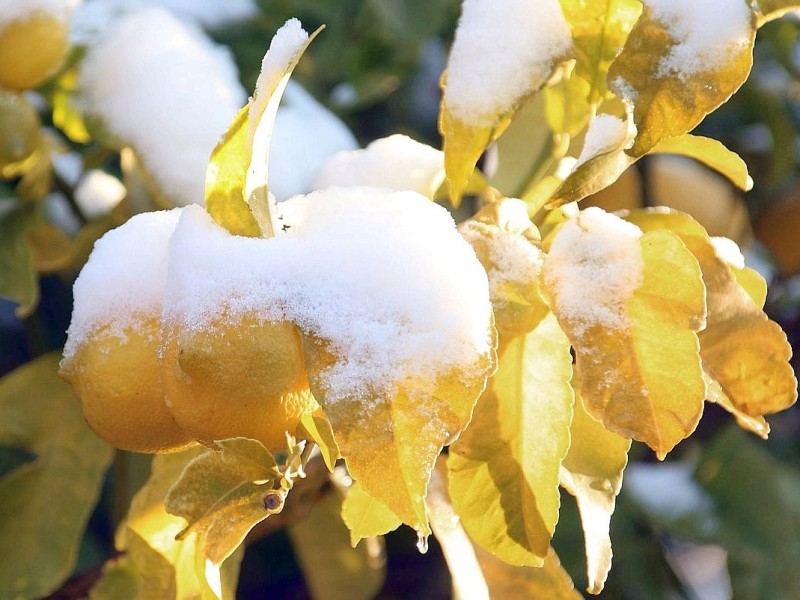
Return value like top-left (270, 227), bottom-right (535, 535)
top-left (651, 134), bottom-right (752, 191)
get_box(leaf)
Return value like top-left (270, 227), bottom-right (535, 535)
top-left (650, 134), bottom-right (752, 191)
top-left (288, 488), bottom-right (386, 600)
top-left (560, 381), bottom-right (631, 595)
top-left (753, 0), bottom-right (800, 24)
top-left (544, 68), bottom-right (593, 137)
top-left (302, 333), bottom-right (493, 538)
top-left (0, 204), bottom-right (38, 317)
top-left (704, 374), bottom-right (769, 439)
top-left (51, 67), bottom-right (91, 144)
top-left (543, 209), bottom-right (707, 458)
top-left (165, 437), bottom-right (281, 565)
top-left (440, 2), bottom-right (573, 205)
top-left (459, 198), bottom-right (550, 337)
top-left (476, 545), bottom-right (584, 600)
top-left (440, 108), bottom-right (509, 207)
top-left (448, 312), bottom-right (574, 566)
top-left (427, 458), bottom-right (490, 600)
top-left (89, 558), bottom-right (141, 600)
top-left (559, 0), bottom-right (642, 104)
top-left (341, 482), bottom-right (401, 547)
top-left (120, 448), bottom-right (244, 599)
top-left (297, 409), bottom-right (340, 473)
top-left (626, 209), bottom-right (797, 422)
top-left (694, 426), bottom-right (800, 599)
top-left (609, 1), bottom-right (756, 156)
top-left (0, 353), bottom-right (114, 600)
top-left (205, 22), bottom-right (321, 237)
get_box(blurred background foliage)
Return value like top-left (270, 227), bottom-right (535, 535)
top-left (2, 1), bottom-right (800, 599)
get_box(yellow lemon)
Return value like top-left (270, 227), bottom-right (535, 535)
top-left (0, 12), bottom-right (69, 90)
top-left (60, 316), bottom-right (195, 453)
top-left (162, 315), bottom-right (317, 452)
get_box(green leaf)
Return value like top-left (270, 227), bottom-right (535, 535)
top-left (609, 1), bottom-right (756, 156)
top-left (205, 23), bottom-right (322, 237)
top-left (289, 488), bottom-right (386, 600)
top-left (543, 210), bottom-right (707, 458)
top-left (0, 204), bottom-right (38, 317)
top-left (302, 331), bottom-right (494, 538)
top-left (695, 426), bottom-right (800, 599)
top-left (0, 353), bottom-right (114, 600)
top-left (120, 448), bottom-right (244, 599)
top-left (651, 134), bottom-right (752, 191)
top-left (448, 312), bottom-right (574, 566)
top-left (89, 558), bottom-right (141, 600)
top-left (297, 410), bottom-right (340, 473)
top-left (51, 68), bottom-right (91, 144)
top-left (559, 0), bottom-right (642, 104)
top-left (165, 438), bottom-right (280, 565)
top-left (626, 209), bottom-right (797, 425)
top-left (341, 482), bottom-right (401, 547)
top-left (560, 381), bottom-right (631, 594)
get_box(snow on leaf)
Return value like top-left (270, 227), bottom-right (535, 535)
top-left (205, 20), bottom-right (321, 237)
top-left (543, 208), bottom-right (707, 458)
top-left (560, 379), bottom-right (630, 595)
top-left (164, 438), bottom-right (281, 565)
top-left (440, 0), bottom-right (573, 205)
top-left (302, 333), bottom-right (494, 538)
top-left (448, 313), bottom-right (574, 566)
top-left (559, 0), bottom-right (642, 104)
top-left (626, 209), bottom-right (797, 426)
top-left (609, 0), bottom-right (756, 156)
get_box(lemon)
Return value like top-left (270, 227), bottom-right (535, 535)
top-left (0, 12), bottom-right (69, 90)
top-left (162, 315), bottom-right (317, 452)
top-left (0, 89), bottom-right (39, 170)
top-left (60, 316), bottom-right (195, 453)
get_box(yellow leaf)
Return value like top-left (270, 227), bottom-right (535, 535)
top-left (705, 373), bottom-right (770, 439)
top-left (651, 134), bottom-right (752, 191)
top-left (205, 22), bottom-right (322, 237)
top-left (448, 313), bottom-right (574, 566)
top-left (560, 381), bottom-right (630, 595)
top-left (559, 0), bottom-right (642, 104)
top-left (120, 448), bottom-right (244, 599)
top-left (544, 68), bottom-right (593, 136)
top-left (302, 333), bottom-right (494, 538)
top-left (341, 482), bottom-right (401, 547)
top-left (626, 209), bottom-right (798, 421)
top-left (164, 438), bottom-right (281, 566)
top-left (297, 409), bottom-right (340, 473)
top-left (289, 489), bottom-right (386, 600)
top-left (476, 545), bottom-right (583, 600)
top-left (609, 2), bottom-right (756, 156)
top-left (543, 209), bottom-right (707, 458)
top-left (754, 0), bottom-right (800, 24)
top-left (459, 198), bottom-right (550, 337)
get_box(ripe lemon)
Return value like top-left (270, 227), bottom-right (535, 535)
top-left (0, 90), bottom-right (40, 169)
top-left (0, 12), bottom-right (69, 90)
top-left (162, 315), bottom-right (318, 452)
top-left (60, 316), bottom-right (195, 453)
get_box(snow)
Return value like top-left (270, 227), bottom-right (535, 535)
top-left (75, 169), bottom-right (126, 219)
top-left (0, 0), bottom-right (74, 24)
top-left (70, 0), bottom-right (257, 42)
top-left (313, 135), bottom-right (445, 198)
top-left (163, 189), bottom-right (494, 403)
top-left (270, 82), bottom-right (358, 201)
top-left (543, 207), bottom-right (643, 334)
top-left (459, 199), bottom-right (544, 309)
top-left (710, 236), bottom-right (745, 269)
top-left (78, 8), bottom-right (245, 207)
top-left (644, 0), bottom-right (753, 79)
top-left (574, 115), bottom-right (629, 169)
top-left (63, 208), bottom-right (183, 359)
top-left (445, 0), bottom-right (572, 126)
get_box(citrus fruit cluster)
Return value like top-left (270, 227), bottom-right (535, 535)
top-left (61, 189), bottom-right (495, 455)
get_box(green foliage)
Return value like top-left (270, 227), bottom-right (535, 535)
top-left (0, 203), bottom-right (38, 317)
top-left (0, 354), bottom-right (113, 599)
